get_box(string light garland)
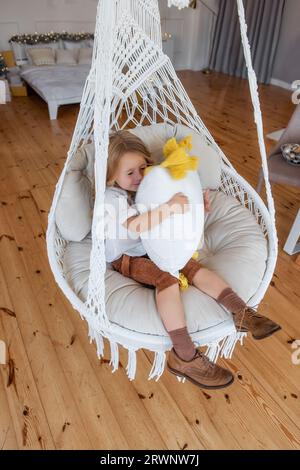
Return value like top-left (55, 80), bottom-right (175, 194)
top-left (9, 31), bottom-right (94, 45)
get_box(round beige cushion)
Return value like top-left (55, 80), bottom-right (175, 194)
top-left (63, 190), bottom-right (267, 340)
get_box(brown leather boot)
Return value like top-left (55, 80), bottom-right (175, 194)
top-left (167, 349), bottom-right (234, 389)
top-left (233, 307), bottom-right (281, 340)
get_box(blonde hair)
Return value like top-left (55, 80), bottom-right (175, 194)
top-left (106, 130), bottom-right (154, 187)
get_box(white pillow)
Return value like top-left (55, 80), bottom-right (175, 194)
top-left (56, 171), bottom-right (92, 242)
top-left (63, 40), bottom-right (86, 50)
top-left (56, 145), bottom-right (94, 242)
top-left (56, 49), bottom-right (77, 65)
top-left (25, 42), bottom-right (59, 65)
top-left (78, 48), bottom-right (92, 65)
top-left (135, 141), bottom-right (204, 277)
top-left (10, 41), bottom-right (28, 64)
top-left (27, 48), bottom-right (56, 66)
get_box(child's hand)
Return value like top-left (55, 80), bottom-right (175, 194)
top-left (204, 189), bottom-right (211, 213)
top-left (167, 192), bottom-right (190, 214)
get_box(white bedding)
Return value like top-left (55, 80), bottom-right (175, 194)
top-left (20, 64), bottom-right (90, 101)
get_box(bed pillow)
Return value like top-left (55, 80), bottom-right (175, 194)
top-left (56, 49), bottom-right (77, 65)
top-left (63, 40), bottom-right (86, 50)
top-left (24, 42), bottom-right (59, 65)
top-left (27, 48), bottom-right (56, 66)
top-left (56, 171), bottom-right (92, 242)
top-left (78, 48), bottom-right (92, 65)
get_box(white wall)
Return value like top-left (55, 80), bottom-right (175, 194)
top-left (159, 0), bottom-right (219, 70)
top-left (0, 0), bottom-right (218, 71)
top-left (0, 0), bottom-right (98, 50)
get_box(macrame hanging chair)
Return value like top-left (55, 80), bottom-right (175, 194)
top-left (47, 0), bottom-right (278, 381)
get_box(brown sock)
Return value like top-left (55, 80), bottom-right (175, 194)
top-left (169, 327), bottom-right (196, 361)
top-left (217, 287), bottom-right (246, 313)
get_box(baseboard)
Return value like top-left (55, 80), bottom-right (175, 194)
top-left (270, 78), bottom-right (292, 91)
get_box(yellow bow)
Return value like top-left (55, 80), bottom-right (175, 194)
top-left (179, 251), bottom-right (199, 290)
top-left (144, 135), bottom-right (198, 180)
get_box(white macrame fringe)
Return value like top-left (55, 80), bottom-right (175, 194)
top-left (205, 331), bottom-right (248, 362)
top-left (148, 351), bottom-right (167, 381)
top-left (88, 324), bottom-right (105, 359)
top-left (88, 323), bottom-right (95, 344)
top-left (219, 331), bottom-right (247, 359)
top-left (109, 341), bottom-right (120, 373)
top-left (205, 341), bottom-right (222, 363)
top-left (94, 332), bottom-right (105, 359)
top-left (126, 349), bottom-right (137, 381)
top-left (87, 323), bottom-right (246, 381)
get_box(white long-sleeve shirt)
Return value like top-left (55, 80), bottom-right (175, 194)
top-left (104, 186), bottom-right (146, 262)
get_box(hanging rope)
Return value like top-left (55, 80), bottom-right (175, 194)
top-left (236, 0), bottom-right (278, 252)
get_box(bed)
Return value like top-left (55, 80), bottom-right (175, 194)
top-left (20, 64), bottom-right (90, 119)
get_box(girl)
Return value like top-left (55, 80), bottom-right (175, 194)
top-left (104, 130), bottom-right (281, 389)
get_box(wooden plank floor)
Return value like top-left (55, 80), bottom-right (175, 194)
top-left (0, 71), bottom-right (299, 450)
